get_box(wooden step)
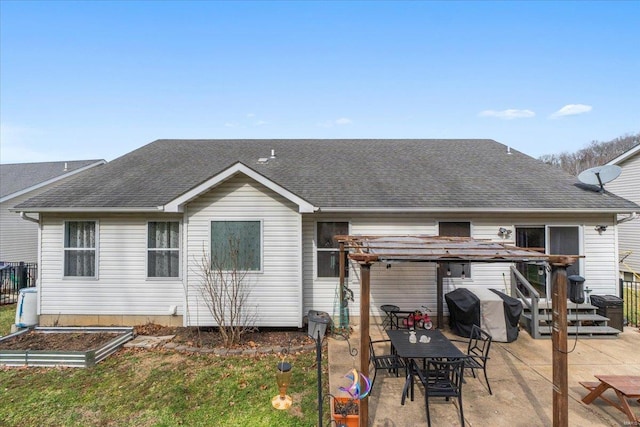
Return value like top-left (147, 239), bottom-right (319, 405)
top-left (536, 325), bottom-right (620, 338)
top-left (522, 313), bottom-right (610, 326)
top-left (533, 301), bottom-right (598, 310)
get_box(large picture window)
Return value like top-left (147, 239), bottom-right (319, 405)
top-left (316, 222), bottom-right (349, 278)
top-left (148, 221), bottom-right (180, 278)
top-left (64, 221), bottom-right (96, 277)
top-left (211, 221), bottom-right (261, 271)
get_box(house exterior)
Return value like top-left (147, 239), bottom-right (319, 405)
top-left (12, 139), bottom-right (640, 328)
top-left (0, 160), bottom-right (106, 263)
top-left (606, 144), bottom-right (640, 280)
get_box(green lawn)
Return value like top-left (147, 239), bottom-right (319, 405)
top-left (0, 304), bottom-right (14, 336)
top-left (0, 305), bottom-right (331, 426)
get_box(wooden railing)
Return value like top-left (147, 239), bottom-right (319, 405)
top-left (621, 278), bottom-right (639, 327)
top-left (510, 265), bottom-right (541, 338)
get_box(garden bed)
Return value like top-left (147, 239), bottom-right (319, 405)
top-left (0, 326), bottom-right (134, 367)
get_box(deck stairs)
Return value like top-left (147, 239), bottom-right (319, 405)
top-left (520, 300), bottom-right (620, 339)
top-left (510, 265), bottom-right (620, 339)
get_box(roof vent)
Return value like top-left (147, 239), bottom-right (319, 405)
top-left (270, 149), bottom-right (276, 159)
top-left (257, 157), bottom-right (269, 164)
top-left (507, 146), bottom-right (512, 155)
top-left (63, 162), bottom-right (68, 171)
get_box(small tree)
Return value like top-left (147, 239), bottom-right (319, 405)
top-left (195, 238), bottom-right (257, 347)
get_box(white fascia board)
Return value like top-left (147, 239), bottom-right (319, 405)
top-left (163, 162), bottom-right (316, 213)
top-left (10, 207), bottom-right (161, 213)
top-left (316, 207), bottom-right (640, 214)
top-left (0, 160), bottom-right (106, 204)
top-left (607, 144), bottom-right (640, 166)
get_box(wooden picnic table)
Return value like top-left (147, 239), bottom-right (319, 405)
top-left (580, 375), bottom-right (640, 423)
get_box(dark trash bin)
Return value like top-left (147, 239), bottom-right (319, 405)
top-left (590, 294), bottom-right (624, 331)
top-left (307, 310), bottom-right (331, 340)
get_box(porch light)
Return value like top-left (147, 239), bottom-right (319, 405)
top-left (272, 359), bottom-right (293, 410)
top-left (498, 227), bottom-right (513, 238)
top-left (594, 225), bottom-right (607, 233)
top-left (461, 264), bottom-right (466, 279)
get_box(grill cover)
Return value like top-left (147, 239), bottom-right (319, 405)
top-left (445, 287), bottom-right (522, 343)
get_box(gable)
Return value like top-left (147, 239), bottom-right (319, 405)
top-left (163, 162), bottom-right (315, 213)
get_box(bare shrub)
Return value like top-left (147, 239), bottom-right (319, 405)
top-left (194, 240), bottom-right (257, 347)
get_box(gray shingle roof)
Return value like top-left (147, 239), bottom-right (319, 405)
top-left (1, 160), bottom-right (105, 200)
top-left (14, 139), bottom-right (640, 212)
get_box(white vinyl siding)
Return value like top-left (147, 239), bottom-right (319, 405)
top-left (607, 152), bottom-right (640, 274)
top-left (302, 213), bottom-right (621, 323)
top-left (185, 174), bottom-right (302, 327)
top-left (0, 195), bottom-right (40, 263)
top-left (39, 214), bottom-right (184, 316)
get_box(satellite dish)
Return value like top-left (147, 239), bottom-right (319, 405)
top-left (577, 165), bottom-right (622, 192)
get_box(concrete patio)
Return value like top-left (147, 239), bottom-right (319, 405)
top-left (328, 321), bottom-right (640, 426)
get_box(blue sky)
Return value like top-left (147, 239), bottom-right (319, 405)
top-left (1, 1), bottom-right (638, 164)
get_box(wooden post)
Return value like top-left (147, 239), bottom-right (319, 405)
top-left (436, 262), bottom-right (443, 329)
top-left (550, 260), bottom-right (570, 427)
top-left (359, 263), bottom-right (371, 427)
top-left (339, 242), bottom-right (345, 329)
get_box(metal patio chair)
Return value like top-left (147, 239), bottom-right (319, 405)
top-left (369, 337), bottom-right (406, 391)
top-left (401, 358), bottom-right (466, 427)
top-left (463, 324), bottom-right (493, 395)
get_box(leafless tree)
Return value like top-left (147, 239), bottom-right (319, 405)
top-left (539, 132), bottom-right (639, 176)
top-left (195, 239), bottom-right (257, 347)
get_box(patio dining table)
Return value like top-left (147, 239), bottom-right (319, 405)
top-left (387, 329), bottom-right (466, 362)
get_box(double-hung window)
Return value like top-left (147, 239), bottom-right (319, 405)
top-left (316, 222), bottom-right (349, 278)
top-left (64, 221), bottom-right (97, 277)
top-left (148, 221), bottom-right (180, 278)
top-left (211, 220), bottom-right (261, 271)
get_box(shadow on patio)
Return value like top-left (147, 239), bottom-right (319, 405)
top-left (328, 321), bottom-right (640, 426)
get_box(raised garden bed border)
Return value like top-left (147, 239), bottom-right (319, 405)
top-left (0, 326), bottom-right (134, 368)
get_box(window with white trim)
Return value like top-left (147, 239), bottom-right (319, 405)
top-left (316, 222), bottom-right (349, 278)
top-left (211, 220), bottom-right (261, 271)
top-left (148, 221), bottom-right (180, 278)
top-left (64, 221), bottom-right (97, 277)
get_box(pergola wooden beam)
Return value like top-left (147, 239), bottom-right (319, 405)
top-left (335, 235), bottom-right (579, 427)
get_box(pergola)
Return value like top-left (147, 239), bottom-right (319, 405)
top-left (336, 235), bottom-right (577, 427)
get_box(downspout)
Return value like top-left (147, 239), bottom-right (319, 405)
top-left (20, 212), bottom-right (40, 224)
top-left (617, 212), bottom-right (638, 225)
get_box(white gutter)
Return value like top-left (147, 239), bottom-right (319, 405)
top-left (10, 207), bottom-right (162, 213)
top-left (617, 212), bottom-right (638, 224)
top-left (316, 207), bottom-right (640, 214)
top-left (20, 212), bottom-right (40, 224)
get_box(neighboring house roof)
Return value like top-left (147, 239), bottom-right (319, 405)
top-left (606, 143), bottom-right (640, 166)
top-left (1, 160), bottom-right (106, 203)
top-left (13, 139), bottom-right (640, 213)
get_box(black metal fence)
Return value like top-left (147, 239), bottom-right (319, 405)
top-left (0, 262), bottom-right (38, 305)
top-left (621, 278), bottom-right (639, 327)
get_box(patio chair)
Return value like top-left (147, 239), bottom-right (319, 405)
top-left (463, 324), bottom-right (493, 395)
top-left (369, 337), bottom-right (406, 391)
top-left (401, 358), bottom-right (465, 427)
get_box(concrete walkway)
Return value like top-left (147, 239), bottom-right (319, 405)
top-left (328, 322), bottom-right (640, 426)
